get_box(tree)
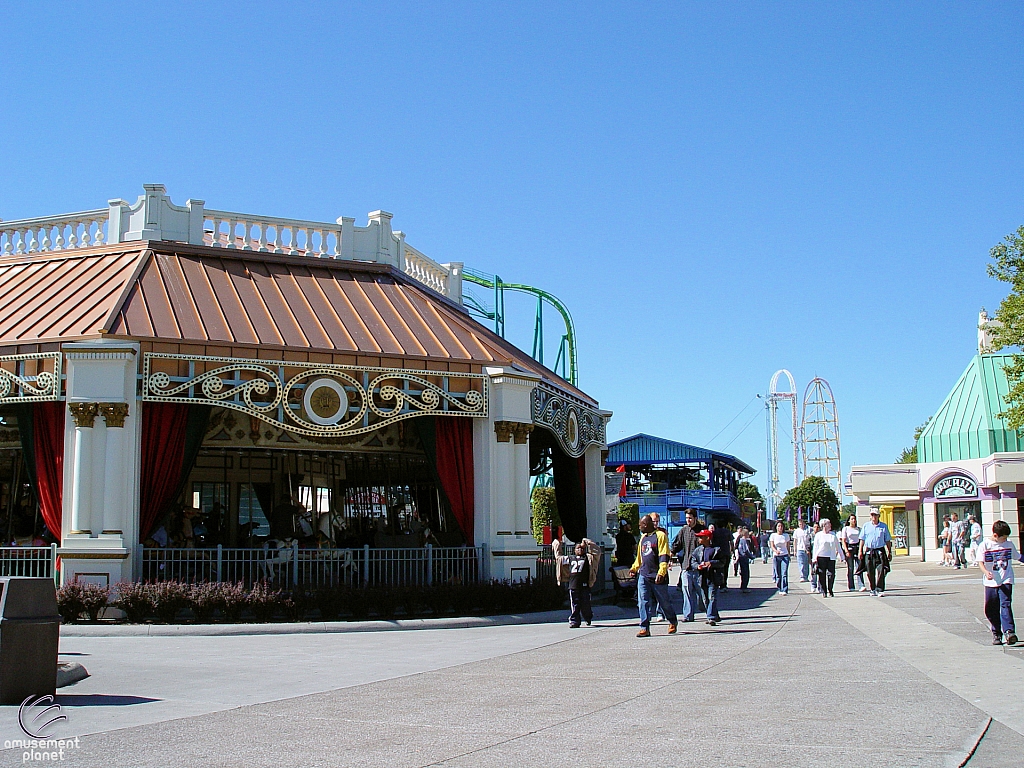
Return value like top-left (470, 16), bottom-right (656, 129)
top-left (616, 503), bottom-right (640, 537)
top-left (895, 417), bottom-right (932, 464)
top-left (736, 481), bottom-right (762, 503)
top-left (530, 486), bottom-right (560, 544)
top-left (779, 476), bottom-right (840, 527)
top-left (987, 225), bottom-right (1024, 429)
top-left (841, 502), bottom-right (857, 520)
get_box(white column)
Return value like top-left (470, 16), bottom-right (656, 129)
top-left (493, 421), bottom-right (516, 536)
top-left (100, 403), bottom-right (129, 535)
top-left (512, 424), bottom-right (533, 536)
top-left (68, 403), bottom-right (98, 535)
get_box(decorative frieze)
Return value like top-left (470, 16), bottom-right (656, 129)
top-left (99, 402), bottom-right (129, 428)
top-left (531, 384), bottom-right (605, 458)
top-left (142, 353), bottom-right (487, 438)
top-left (0, 352), bottom-right (63, 403)
top-left (68, 402), bottom-right (99, 428)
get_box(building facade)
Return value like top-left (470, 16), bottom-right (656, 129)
top-left (0, 186), bottom-right (611, 585)
top-left (849, 349), bottom-right (1024, 559)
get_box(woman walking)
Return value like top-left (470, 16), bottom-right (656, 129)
top-left (812, 518), bottom-right (841, 597)
top-left (839, 514), bottom-right (866, 591)
top-left (770, 520), bottom-right (791, 595)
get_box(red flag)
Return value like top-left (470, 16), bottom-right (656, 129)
top-left (615, 465), bottom-right (626, 473)
top-left (618, 466), bottom-right (628, 498)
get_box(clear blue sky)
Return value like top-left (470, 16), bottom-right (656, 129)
top-left (1, 3), bottom-right (1022, 495)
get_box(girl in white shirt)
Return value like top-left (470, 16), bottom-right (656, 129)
top-left (812, 518), bottom-right (841, 597)
top-left (839, 515), bottom-right (866, 592)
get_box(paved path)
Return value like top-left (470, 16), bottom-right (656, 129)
top-left (3, 560), bottom-right (1022, 767)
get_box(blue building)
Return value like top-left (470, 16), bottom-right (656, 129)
top-left (606, 433), bottom-right (756, 534)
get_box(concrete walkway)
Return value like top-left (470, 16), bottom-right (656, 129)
top-left (3, 560), bottom-right (1021, 767)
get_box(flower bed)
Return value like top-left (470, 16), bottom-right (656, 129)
top-left (56, 578), bottom-right (566, 624)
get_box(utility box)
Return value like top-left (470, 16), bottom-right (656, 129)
top-left (0, 577), bottom-right (59, 705)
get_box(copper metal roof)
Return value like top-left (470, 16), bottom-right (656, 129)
top-left (0, 243), bottom-right (593, 403)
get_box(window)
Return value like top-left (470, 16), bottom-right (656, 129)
top-left (239, 484), bottom-right (271, 537)
top-left (192, 482), bottom-right (228, 515)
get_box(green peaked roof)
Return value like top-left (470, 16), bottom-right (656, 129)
top-left (918, 354), bottom-right (1024, 462)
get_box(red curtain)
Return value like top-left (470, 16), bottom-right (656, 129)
top-left (33, 402), bottom-right (65, 539)
top-left (139, 402), bottom-right (190, 542)
top-left (435, 417), bottom-right (475, 545)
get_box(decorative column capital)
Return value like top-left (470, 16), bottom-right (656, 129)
top-left (99, 402), bottom-right (130, 428)
top-left (68, 402), bottom-right (99, 428)
top-left (494, 421), bottom-right (515, 443)
top-left (511, 423), bottom-right (534, 445)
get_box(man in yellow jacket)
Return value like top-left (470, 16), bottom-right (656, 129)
top-left (630, 514), bottom-right (678, 637)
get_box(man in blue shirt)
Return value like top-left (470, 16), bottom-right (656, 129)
top-left (858, 509), bottom-right (893, 596)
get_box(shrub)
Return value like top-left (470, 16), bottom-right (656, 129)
top-left (78, 583), bottom-right (110, 622)
top-left (422, 584), bottom-right (452, 616)
top-left (283, 587), bottom-right (312, 622)
top-left (531, 486), bottom-right (560, 544)
top-left (220, 582), bottom-right (248, 622)
top-left (369, 587), bottom-right (399, 619)
top-left (400, 586), bottom-right (422, 618)
top-left (345, 586), bottom-right (370, 620)
top-left (188, 582), bottom-right (225, 623)
top-left (56, 583), bottom-right (87, 624)
top-left (152, 581), bottom-right (188, 623)
top-left (248, 581), bottom-right (282, 622)
top-left (315, 586), bottom-right (344, 622)
top-left (111, 581), bottom-right (155, 623)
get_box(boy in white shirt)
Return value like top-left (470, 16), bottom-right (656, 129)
top-left (977, 520), bottom-right (1024, 646)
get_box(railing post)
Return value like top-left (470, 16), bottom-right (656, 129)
top-left (362, 544), bottom-right (370, 587)
top-left (425, 543), bottom-right (433, 586)
top-left (50, 543), bottom-right (58, 587)
top-left (292, 540), bottom-right (300, 588)
top-left (216, 544), bottom-right (223, 582)
top-left (480, 543), bottom-right (489, 582)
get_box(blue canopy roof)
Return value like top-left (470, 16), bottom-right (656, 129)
top-left (605, 433), bottom-right (756, 475)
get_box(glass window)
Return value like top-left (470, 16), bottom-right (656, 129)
top-left (192, 482), bottom-right (228, 514)
top-left (239, 484), bottom-right (271, 537)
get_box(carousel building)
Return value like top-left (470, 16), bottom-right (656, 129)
top-left (0, 185), bottom-right (610, 586)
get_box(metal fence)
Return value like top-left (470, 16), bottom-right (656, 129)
top-left (0, 545), bottom-right (58, 585)
top-left (140, 544), bottom-right (484, 589)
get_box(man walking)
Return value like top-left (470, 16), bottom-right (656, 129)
top-left (951, 512), bottom-right (966, 569)
top-left (630, 514), bottom-right (678, 637)
top-left (793, 519), bottom-right (811, 583)
top-left (859, 509), bottom-right (893, 596)
top-left (671, 509), bottom-right (703, 622)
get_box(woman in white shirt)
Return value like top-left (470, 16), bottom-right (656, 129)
top-left (839, 515), bottom-right (866, 592)
top-left (812, 518), bottom-right (841, 597)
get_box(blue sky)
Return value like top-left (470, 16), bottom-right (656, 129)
top-left (1, 2), bottom-right (1022, 496)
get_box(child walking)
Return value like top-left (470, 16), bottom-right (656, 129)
top-left (977, 520), bottom-right (1024, 646)
top-left (552, 538), bottom-right (601, 628)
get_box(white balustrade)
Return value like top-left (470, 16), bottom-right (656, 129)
top-left (0, 189), bottom-right (463, 302)
top-left (0, 210), bottom-right (107, 256)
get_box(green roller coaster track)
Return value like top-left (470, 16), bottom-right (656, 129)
top-left (461, 267), bottom-right (578, 387)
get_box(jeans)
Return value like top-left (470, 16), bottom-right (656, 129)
top-left (680, 569), bottom-right (700, 620)
top-left (953, 542), bottom-right (966, 568)
top-left (865, 549), bottom-right (888, 592)
top-left (637, 574), bottom-right (677, 628)
top-left (761, 545), bottom-right (770, 563)
top-left (816, 556), bottom-right (836, 595)
top-left (738, 557), bottom-right (750, 590)
top-left (700, 577), bottom-right (720, 620)
top-left (773, 555), bottom-right (790, 593)
top-left (796, 550), bottom-right (810, 581)
top-left (985, 584), bottom-right (1015, 635)
top-left (568, 587), bottom-right (592, 627)
top-left (845, 554), bottom-right (865, 590)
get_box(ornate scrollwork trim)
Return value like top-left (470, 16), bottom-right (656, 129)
top-left (531, 384), bottom-right (606, 458)
top-left (142, 353), bottom-right (487, 437)
top-left (0, 352), bottom-right (63, 403)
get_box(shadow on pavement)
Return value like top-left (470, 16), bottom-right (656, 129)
top-left (57, 695), bottom-right (161, 707)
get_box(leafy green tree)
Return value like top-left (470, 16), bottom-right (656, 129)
top-left (987, 225), bottom-right (1024, 428)
top-left (616, 503), bottom-right (640, 537)
top-left (896, 418), bottom-right (932, 464)
top-left (736, 481), bottom-right (762, 502)
top-left (530, 487), bottom-right (560, 544)
top-left (841, 502), bottom-right (857, 520)
top-left (779, 476), bottom-right (840, 527)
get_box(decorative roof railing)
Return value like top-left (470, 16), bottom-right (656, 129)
top-left (0, 185), bottom-right (463, 303)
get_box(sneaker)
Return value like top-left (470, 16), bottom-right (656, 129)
top-left (993, 633), bottom-right (1005, 645)
top-left (668, 624), bottom-right (678, 635)
top-left (653, 616), bottom-right (666, 623)
top-left (585, 620), bottom-right (592, 626)
top-left (877, 591), bottom-right (885, 597)
top-left (781, 590), bottom-right (788, 595)
top-left (636, 628), bottom-right (650, 638)
top-left (1007, 632), bottom-right (1018, 646)
top-left (569, 623), bottom-right (580, 629)
top-left (859, 586), bottom-right (868, 592)
top-left (829, 592), bottom-right (835, 598)
top-left (708, 618), bottom-right (719, 626)
top-left (870, 589), bottom-right (878, 596)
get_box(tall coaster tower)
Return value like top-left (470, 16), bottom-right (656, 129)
top-left (766, 369), bottom-right (800, 519)
top-left (801, 377), bottom-right (842, 500)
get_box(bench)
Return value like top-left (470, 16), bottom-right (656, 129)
top-left (609, 565), bottom-right (637, 605)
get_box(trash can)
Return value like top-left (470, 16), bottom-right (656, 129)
top-left (0, 577), bottom-right (60, 705)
